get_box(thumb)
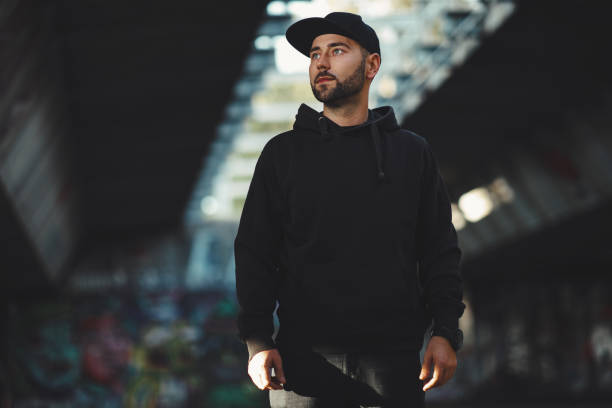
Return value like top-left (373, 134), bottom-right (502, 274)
top-left (419, 352), bottom-right (431, 380)
top-left (274, 354), bottom-right (287, 384)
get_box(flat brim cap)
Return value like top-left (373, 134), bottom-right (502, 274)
top-left (285, 12), bottom-right (380, 58)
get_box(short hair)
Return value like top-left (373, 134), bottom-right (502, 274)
top-left (359, 44), bottom-right (370, 60)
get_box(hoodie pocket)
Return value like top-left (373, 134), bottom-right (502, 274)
top-left (298, 258), bottom-right (414, 332)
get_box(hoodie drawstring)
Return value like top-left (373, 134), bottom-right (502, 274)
top-left (318, 116), bottom-right (333, 140)
top-left (371, 123), bottom-right (385, 181)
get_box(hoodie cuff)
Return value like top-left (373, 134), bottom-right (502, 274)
top-left (432, 317), bottom-right (459, 332)
top-left (430, 303), bottom-right (463, 332)
top-left (245, 335), bottom-right (277, 362)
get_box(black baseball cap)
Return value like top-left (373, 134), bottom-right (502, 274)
top-left (285, 12), bottom-right (381, 59)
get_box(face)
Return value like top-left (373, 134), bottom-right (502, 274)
top-left (308, 33), bottom-right (368, 107)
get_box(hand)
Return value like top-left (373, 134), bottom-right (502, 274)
top-left (419, 335), bottom-right (457, 391)
top-left (247, 348), bottom-right (287, 390)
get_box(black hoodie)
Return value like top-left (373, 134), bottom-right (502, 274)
top-left (234, 103), bottom-right (465, 362)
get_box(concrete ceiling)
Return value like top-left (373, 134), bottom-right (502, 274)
top-left (55, 0), bottom-right (270, 248)
top-left (405, 0), bottom-right (612, 198)
top-left (404, 0), bottom-right (612, 276)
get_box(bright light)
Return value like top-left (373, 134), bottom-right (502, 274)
top-left (451, 203), bottom-right (466, 230)
top-left (454, 177), bottom-right (513, 225)
top-left (267, 1), bottom-right (287, 16)
top-left (200, 196), bottom-right (219, 216)
top-left (275, 36), bottom-right (308, 74)
top-left (484, 2), bottom-right (516, 33)
top-left (377, 75), bottom-right (397, 98)
top-left (287, 0), bottom-right (330, 18)
top-left (448, 0), bottom-right (485, 13)
top-left (379, 26), bottom-right (398, 44)
top-left (367, 0), bottom-right (393, 16)
top-left (458, 187), bottom-right (494, 222)
top-left (255, 35), bottom-right (274, 50)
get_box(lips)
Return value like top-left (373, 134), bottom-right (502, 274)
top-left (316, 76), bottom-right (335, 83)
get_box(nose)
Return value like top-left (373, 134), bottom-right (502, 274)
top-left (316, 53), bottom-right (330, 70)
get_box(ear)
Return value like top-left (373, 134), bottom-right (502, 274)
top-left (366, 53), bottom-right (381, 80)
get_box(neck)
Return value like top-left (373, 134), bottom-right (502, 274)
top-left (322, 91), bottom-right (369, 127)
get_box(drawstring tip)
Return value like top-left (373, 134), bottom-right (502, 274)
top-left (318, 116), bottom-right (333, 141)
top-left (378, 171), bottom-right (385, 180)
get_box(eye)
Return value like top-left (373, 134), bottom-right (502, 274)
top-left (332, 48), bottom-right (344, 55)
top-left (311, 52), bottom-right (320, 60)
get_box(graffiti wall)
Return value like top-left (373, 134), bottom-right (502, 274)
top-left (1, 289), bottom-right (267, 407)
top-left (1, 223), bottom-right (611, 406)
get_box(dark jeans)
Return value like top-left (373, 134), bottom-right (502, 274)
top-left (268, 346), bottom-right (425, 408)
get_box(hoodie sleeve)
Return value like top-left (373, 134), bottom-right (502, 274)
top-left (234, 140), bottom-right (284, 362)
top-left (416, 139), bottom-right (466, 332)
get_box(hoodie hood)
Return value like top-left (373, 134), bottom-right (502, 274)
top-left (292, 103), bottom-right (400, 182)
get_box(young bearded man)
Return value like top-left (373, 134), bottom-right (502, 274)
top-left (234, 12), bottom-right (466, 407)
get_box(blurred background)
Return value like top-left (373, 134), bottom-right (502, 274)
top-left (1, 0), bottom-right (612, 406)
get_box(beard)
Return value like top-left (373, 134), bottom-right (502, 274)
top-left (311, 57), bottom-right (366, 107)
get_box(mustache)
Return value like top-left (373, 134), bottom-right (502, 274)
top-left (315, 72), bottom-right (336, 82)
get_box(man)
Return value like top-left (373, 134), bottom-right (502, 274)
top-left (234, 12), bottom-right (466, 407)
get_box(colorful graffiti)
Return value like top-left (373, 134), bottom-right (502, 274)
top-left (1, 290), bottom-right (268, 407)
top-left (1, 278), bottom-right (611, 406)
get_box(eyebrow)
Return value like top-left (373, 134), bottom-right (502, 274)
top-left (309, 42), bottom-right (352, 54)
